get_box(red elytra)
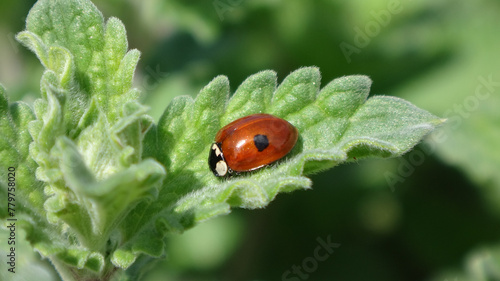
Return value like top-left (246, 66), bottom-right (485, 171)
top-left (209, 114), bottom-right (298, 177)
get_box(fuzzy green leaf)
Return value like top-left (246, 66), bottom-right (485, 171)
top-left (0, 85), bottom-right (62, 280)
top-left (118, 67), bottom-right (442, 265)
top-left (0, 84), bottom-right (45, 217)
top-left (12, 0), bottom-right (163, 279)
top-left (222, 70), bottom-right (276, 124)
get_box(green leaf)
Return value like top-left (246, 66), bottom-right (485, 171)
top-left (0, 85), bottom-right (62, 279)
top-left (12, 0), bottom-right (162, 279)
top-left (118, 67), bottom-right (441, 265)
top-left (17, 0), bottom-right (140, 126)
top-left (0, 84), bottom-right (45, 217)
top-left (49, 136), bottom-right (164, 245)
top-left (222, 70), bottom-right (276, 124)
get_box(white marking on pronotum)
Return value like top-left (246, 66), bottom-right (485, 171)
top-left (212, 144), bottom-right (222, 157)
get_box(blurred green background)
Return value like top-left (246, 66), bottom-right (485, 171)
top-left (1, 0), bottom-right (500, 280)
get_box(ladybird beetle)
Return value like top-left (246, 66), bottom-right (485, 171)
top-left (209, 113), bottom-right (298, 177)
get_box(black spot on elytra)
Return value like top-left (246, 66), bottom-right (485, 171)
top-left (253, 134), bottom-right (269, 152)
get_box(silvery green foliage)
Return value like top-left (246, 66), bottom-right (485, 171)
top-left (0, 0), bottom-right (442, 280)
